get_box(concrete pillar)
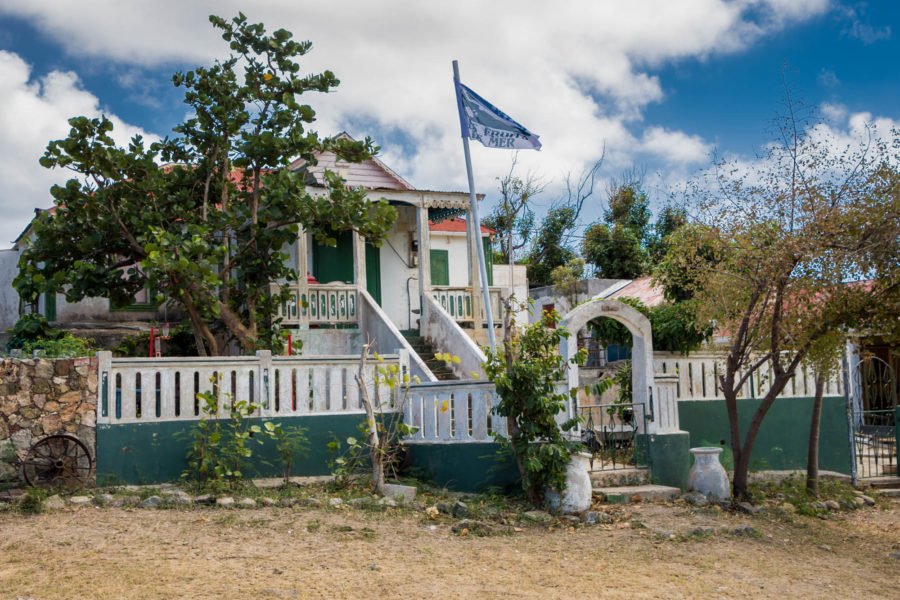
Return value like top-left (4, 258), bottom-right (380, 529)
top-left (296, 227), bottom-right (309, 328)
top-left (352, 230), bottom-right (366, 292)
top-left (416, 205), bottom-right (432, 333)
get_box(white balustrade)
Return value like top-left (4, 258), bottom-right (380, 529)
top-left (274, 283), bottom-right (358, 326)
top-left (430, 286), bottom-right (502, 324)
top-left (97, 351), bottom-right (403, 425)
top-left (403, 381), bottom-right (503, 443)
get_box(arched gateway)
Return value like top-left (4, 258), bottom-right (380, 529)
top-left (559, 298), bottom-right (679, 435)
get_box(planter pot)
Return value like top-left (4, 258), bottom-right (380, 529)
top-left (687, 447), bottom-right (730, 500)
top-left (545, 452), bottom-right (592, 513)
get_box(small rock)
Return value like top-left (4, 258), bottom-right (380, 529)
top-left (860, 495), bottom-right (876, 506)
top-left (368, 564), bottom-right (378, 571)
top-left (169, 493), bottom-right (192, 506)
top-left (853, 496), bottom-right (865, 508)
top-left (562, 515), bottom-right (581, 524)
top-left (68, 495), bottom-right (91, 506)
top-left (778, 502), bottom-right (796, 514)
top-left (451, 519), bottom-right (493, 536)
top-left (377, 497), bottom-right (397, 508)
top-left (889, 552), bottom-right (900, 560)
top-left (839, 500), bottom-right (854, 511)
top-left (735, 502), bottom-right (759, 515)
top-left (193, 494), bottom-right (215, 505)
top-left (260, 497), bottom-right (278, 507)
top-left (381, 483), bottom-right (417, 502)
top-left (819, 544), bottom-right (833, 553)
top-left (824, 500), bottom-right (840, 511)
top-left (811, 501), bottom-right (828, 511)
top-left (303, 498), bottom-right (321, 508)
top-left (42, 494), bottom-right (66, 511)
top-left (521, 510), bottom-right (552, 523)
top-left (662, 531), bottom-right (677, 540)
top-left (425, 505), bottom-right (439, 518)
top-left (774, 493), bottom-right (788, 501)
top-left (681, 491), bottom-right (709, 507)
top-left (693, 526), bottom-right (715, 536)
top-left (436, 501), bottom-right (453, 515)
top-left (451, 501), bottom-right (469, 518)
top-left (261, 588), bottom-right (298, 598)
top-left (122, 495), bottom-right (141, 507)
top-left (583, 511), bottom-right (600, 525)
top-left (238, 497), bottom-right (257, 508)
top-left (328, 497), bottom-right (343, 508)
top-left (280, 498), bottom-right (297, 508)
top-left (216, 497), bottom-right (235, 507)
top-left (732, 525), bottom-right (757, 536)
top-left (94, 493), bottom-right (115, 505)
top-left (142, 495), bottom-right (163, 509)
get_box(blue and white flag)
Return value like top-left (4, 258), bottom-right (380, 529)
top-left (454, 80), bottom-right (542, 151)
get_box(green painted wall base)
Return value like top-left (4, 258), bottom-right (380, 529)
top-left (677, 396), bottom-right (850, 474)
top-left (636, 431), bottom-right (691, 489)
top-left (406, 442), bottom-right (520, 493)
top-left (97, 414), bottom-right (370, 486)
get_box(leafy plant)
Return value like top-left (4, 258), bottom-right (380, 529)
top-left (5, 314), bottom-right (62, 351)
top-left (483, 302), bottom-right (586, 508)
top-left (22, 333), bottom-right (95, 358)
top-left (181, 389), bottom-right (275, 492)
top-left (17, 487), bottom-right (48, 514)
top-left (268, 423), bottom-right (309, 484)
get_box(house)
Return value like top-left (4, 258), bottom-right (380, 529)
top-left (1, 134), bottom-right (528, 381)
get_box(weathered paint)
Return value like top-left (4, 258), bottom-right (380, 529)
top-left (406, 442), bottom-right (519, 492)
top-left (635, 431), bottom-right (691, 489)
top-left (96, 413), bottom-right (372, 485)
top-left (677, 396), bottom-right (850, 473)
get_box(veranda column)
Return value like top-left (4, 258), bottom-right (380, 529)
top-left (296, 227), bottom-right (309, 329)
top-left (352, 230), bottom-right (366, 292)
top-left (465, 209), bottom-right (484, 336)
top-left (416, 204), bottom-right (432, 320)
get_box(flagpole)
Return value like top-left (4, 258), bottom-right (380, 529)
top-left (453, 59), bottom-right (496, 350)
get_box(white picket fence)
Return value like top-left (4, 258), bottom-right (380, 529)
top-left (96, 351), bottom-right (405, 425)
top-left (653, 352), bottom-right (844, 401)
top-left (403, 381), bottom-right (504, 443)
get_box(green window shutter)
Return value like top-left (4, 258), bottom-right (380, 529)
top-left (44, 292), bottom-right (56, 321)
top-left (365, 241), bottom-right (382, 305)
top-left (482, 237), bottom-right (494, 286)
top-left (313, 230), bottom-right (354, 283)
top-left (430, 249), bottom-right (449, 286)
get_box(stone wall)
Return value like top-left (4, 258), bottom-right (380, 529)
top-left (0, 357), bottom-right (98, 483)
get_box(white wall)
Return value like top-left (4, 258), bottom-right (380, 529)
top-left (428, 232), bottom-right (470, 287)
top-left (0, 249), bottom-right (20, 330)
top-left (377, 206), bottom-right (419, 331)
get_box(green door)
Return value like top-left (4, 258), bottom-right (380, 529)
top-left (482, 237), bottom-right (494, 286)
top-left (365, 241), bottom-right (382, 305)
top-left (430, 249), bottom-right (449, 286)
top-left (313, 230), bottom-right (354, 283)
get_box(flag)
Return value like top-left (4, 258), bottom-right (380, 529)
top-left (454, 80), bottom-right (542, 151)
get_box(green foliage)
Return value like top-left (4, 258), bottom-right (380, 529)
top-left (111, 322), bottom-right (203, 357)
top-left (588, 297), bottom-right (712, 355)
top-left (582, 181), bottom-right (652, 280)
top-left (483, 306), bottom-right (586, 508)
top-left (525, 206), bottom-right (578, 287)
top-left (483, 162), bottom-right (541, 265)
top-left (646, 205), bottom-right (688, 264)
top-left (16, 13), bottom-right (396, 356)
top-left (268, 422), bottom-right (309, 484)
top-left (22, 333), bottom-right (95, 358)
top-left (5, 314), bottom-right (62, 351)
top-left (549, 258), bottom-right (585, 307)
top-left (181, 390), bottom-right (275, 492)
top-left (18, 487), bottom-right (48, 514)
top-left (326, 429), bottom-right (366, 489)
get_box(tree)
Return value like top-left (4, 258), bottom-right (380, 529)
top-left (549, 258), bottom-right (585, 308)
top-left (483, 302), bottom-right (585, 508)
top-left (482, 155), bottom-right (541, 265)
top-left (660, 110), bottom-right (900, 500)
top-left (15, 14), bottom-right (396, 356)
top-left (588, 296), bottom-right (712, 356)
top-left (582, 176), bottom-right (652, 279)
top-left (525, 158), bottom-right (603, 286)
top-left (646, 205), bottom-right (688, 263)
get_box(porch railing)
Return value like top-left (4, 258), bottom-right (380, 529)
top-left (403, 381), bottom-right (504, 443)
top-left (96, 351), bottom-right (403, 425)
top-left (273, 283), bottom-right (358, 327)
top-left (431, 286), bottom-right (503, 325)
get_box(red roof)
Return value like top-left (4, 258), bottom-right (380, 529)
top-left (608, 277), bottom-right (666, 307)
top-left (429, 218), bottom-right (495, 235)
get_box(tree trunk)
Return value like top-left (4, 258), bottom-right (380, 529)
top-left (355, 341), bottom-right (384, 494)
top-left (806, 373), bottom-right (825, 496)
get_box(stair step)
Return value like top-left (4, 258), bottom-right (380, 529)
top-left (589, 467), bottom-right (651, 488)
top-left (593, 485), bottom-right (680, 504)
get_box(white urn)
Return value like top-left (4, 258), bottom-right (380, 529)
top-left (545, 452), bottom-right (593, 513)
top-left (687, 447), bottom-right (730, 500)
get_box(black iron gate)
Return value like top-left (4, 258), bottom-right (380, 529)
top-left (850, 356), bottom-right (897, 481)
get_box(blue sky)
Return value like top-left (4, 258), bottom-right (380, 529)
top-left (0, 1), bottom-right (897, 248)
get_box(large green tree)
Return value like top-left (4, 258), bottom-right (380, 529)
top-left (15, 14), bottom-right (396, 356)
top-left (582, 180), bottom-right (652, 279)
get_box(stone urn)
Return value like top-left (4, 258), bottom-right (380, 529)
top-left (688, 447), bottom-right (730, 500)
top-left (545, 452), bottom-right (592, 513)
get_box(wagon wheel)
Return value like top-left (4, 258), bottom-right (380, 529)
top-left (22, 434), bottom-right (93, 489)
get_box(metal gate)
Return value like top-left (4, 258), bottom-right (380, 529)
top-left (850, 357), bottom-right (897, 481)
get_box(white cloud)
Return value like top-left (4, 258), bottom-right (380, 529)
top-left (0, 0), bottom-right (838, 239)
top-left (0, 51), bottom-right (157, 245)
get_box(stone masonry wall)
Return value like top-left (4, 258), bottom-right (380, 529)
top-left (0, 357), bottom-right (98, 483)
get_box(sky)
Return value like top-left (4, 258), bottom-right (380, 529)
top-left (0, 0), bottom-right (898, 247)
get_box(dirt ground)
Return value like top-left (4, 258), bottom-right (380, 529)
top-left (1, 497), bottom-right (899, 600)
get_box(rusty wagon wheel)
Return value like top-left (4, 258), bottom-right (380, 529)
top-left (22, 434), bottom-right (93, 489)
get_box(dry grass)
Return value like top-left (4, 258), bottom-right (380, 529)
top-left (1, 497), bottom-right (898, 599)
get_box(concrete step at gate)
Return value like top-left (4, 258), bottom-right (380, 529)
top-left (589, 467), bottom-right (651, 488)
top-left (593, 485), bottom-right (681, 504)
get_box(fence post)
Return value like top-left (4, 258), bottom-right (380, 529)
top-left (96, 351), bottom-right (112, 424)
top-left (256, 350), bottom-right (272, 415)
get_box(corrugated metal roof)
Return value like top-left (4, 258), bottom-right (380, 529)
top-left (608, 277), bottom-right (666, 307)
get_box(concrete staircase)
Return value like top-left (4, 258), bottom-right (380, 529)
top-left (590, 467), bottom-right (681, 504)
top-left (400, 331), bottom-right (458, 381)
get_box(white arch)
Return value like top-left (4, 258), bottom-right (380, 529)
top-left (559, 298), bottom-right (657, 433)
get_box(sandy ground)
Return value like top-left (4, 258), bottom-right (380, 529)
top-left (1, 498), bottom-right (899, 600)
